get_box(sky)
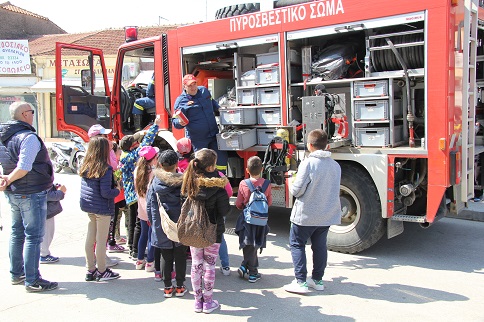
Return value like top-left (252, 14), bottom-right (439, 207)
top-left (10, 0), bottom-right (246, 33)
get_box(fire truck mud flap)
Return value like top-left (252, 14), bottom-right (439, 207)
top-left (328, 163), bottom-right (385, 254)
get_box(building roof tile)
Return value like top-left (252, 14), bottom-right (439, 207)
top-left (0, 1), bottom-right (48, 20)
top-left (28, 26), bottom-right (178, 56)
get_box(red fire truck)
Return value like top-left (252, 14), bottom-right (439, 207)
top-left (55, 0), bottom-right (484, 253)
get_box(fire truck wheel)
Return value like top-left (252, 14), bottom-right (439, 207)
top-left (273, 0), bottom-right (313, 8)
top-left (215, 3), bottom-right (260, 19)
top-left (328, 163), bottom-right (385, 253)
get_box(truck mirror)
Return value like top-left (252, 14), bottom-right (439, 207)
top-left (81, 69), bottom-right (96, 92)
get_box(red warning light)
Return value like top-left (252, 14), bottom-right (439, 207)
top-left (125, 26), bottom-right (138, 43)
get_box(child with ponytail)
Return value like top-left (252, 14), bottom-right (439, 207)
top-left (181, 148), bottom-right (230, 313)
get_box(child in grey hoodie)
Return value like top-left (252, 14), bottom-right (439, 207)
top-left (284, 129), bottom-right (341, 294)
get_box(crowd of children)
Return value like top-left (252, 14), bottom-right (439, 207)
top-left (44, 124), bottom-right (339, 314)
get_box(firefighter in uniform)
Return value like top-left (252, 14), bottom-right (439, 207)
top-left (172, 74), bottom-right (228, 174)
top-left (132, 72), bottom-right (155, 131)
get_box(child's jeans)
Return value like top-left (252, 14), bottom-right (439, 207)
top-left (289, 223), bottom-right (329, 282)
top-left (137, 219), bottom-right (154, 262)
top-left (218, 234), bottom-right (229, 267)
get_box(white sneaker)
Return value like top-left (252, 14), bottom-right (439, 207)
top-left (145, 262), bottom-right (155, 272)
top-left (284, 279), bottom-right (310, 294)
top-left (306, 278), bottom-right (325, 291)
top-left (135, 260), bottom-right (146, 270)
top-left (105, 256), bottom-right (118, 267)
top-left (220, 266), bottom-right (231, 276)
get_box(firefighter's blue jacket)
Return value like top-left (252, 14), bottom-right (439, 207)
top-left (133, 73), bottom-right (155, 114)
top-left (172, 86), bottom-right (220, 148)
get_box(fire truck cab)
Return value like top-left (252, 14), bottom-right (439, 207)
top-left (55, 0), bottom-right (484, 253)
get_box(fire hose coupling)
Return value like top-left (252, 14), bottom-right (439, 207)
top-left (406, 113), bottom-right (415, 123)
top-left (399, 183), bottom-right (415, 197)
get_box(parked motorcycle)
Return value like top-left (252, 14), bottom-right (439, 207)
top-left (48, 135), bottom-right (86, 173)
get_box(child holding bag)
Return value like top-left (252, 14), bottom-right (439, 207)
top-left (181, 148), bottom-right (230, 313)
top-left (80, 136), bottom-right (121, 282)
top-left (147, 149), bottom-right (187, 298)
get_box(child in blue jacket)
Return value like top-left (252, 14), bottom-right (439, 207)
top-left (80, 136), bottom-right (120, 282)
top-left (119, 115), bottom-right (160, 258)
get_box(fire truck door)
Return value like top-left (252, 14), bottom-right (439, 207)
top-left (55, 43), bottom-right (111, 142)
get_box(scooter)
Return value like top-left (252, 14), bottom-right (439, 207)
top-left (48, 135), bottom-right (86, 173)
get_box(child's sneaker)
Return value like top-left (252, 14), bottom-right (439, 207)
top-left (85, 269), bottom-right (99, 281)
top-left (237, 265), bottom-right (247, 279)
top-left (107, 244), bottom-right (125, 253)
top-left (220, 266), bottom-right (231, 276)
top-left (164, 286), bottom-right (175, 298)
top-left (105, 256), bottom-right (119, 267)
top-left (284, 279), bottom-right (310, 294)
top-left (135, 259), bottom-right (146, 270)
top-left (202, 299), bottom-right (220, 314)
top-left (145, 262), bottom-right (155, 272)
top-left (11, 274), bottom-right (26, 285)
top-left (96, 268), bottom-right (120, 281)
top-left (175, 285), bottom-right (187, 297)
top-left (194, 299), bottom-right (203, 313)
top-left (115, 237), bottom-right (127, 245)
top-left (171, 271), bottom-right (176, 282)
top-left (129, 252), bottom-right (138, 261)
top-left (248, 273), bottom-right (261, 283)
top-left (40, 255), bottom-right (59, 264)
top-left (306, 278), bottom-right (325, 291)
top-left (154, 271), bottom-right (162, 282)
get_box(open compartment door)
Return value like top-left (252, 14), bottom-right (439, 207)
top-left (55, 43), bottom-right (111, 141)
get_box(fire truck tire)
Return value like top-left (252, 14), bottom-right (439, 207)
top-left (274, 0), bottom-right (313, 8)
top-left (215, 3), bottom-right (260, 19)
top-left (328, 163), bottom-right (385, 253)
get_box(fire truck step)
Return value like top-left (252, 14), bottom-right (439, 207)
top-left (390, 214), bottom-right (426, 223)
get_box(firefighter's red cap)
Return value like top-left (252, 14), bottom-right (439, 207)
top-left (182, 74), bottom-right (197, 86)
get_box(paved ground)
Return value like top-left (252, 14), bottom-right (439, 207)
top-left (1, 171), bottom-right (483, 322)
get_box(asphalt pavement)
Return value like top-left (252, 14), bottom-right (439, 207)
top-left (0, 171), bottom-right (483, 322)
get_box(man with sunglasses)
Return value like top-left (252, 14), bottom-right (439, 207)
top-left (0, 101), bottom-right (58, 292)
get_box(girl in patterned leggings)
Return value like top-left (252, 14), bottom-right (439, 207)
top-left (180, 148), bottom-right (230, 313)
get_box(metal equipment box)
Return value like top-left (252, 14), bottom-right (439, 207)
top-left (256, 87), bottom-right (281, 105)
top-left (219, 107), bottom-right (257, 125)
top-left (354, 99), bottom-right (403, 120)
top-left (257, 128), bottom-right (277, 145)
top-left (256, 52), bottom-right (278, 66)
top-left (237, 88), bottom-right (256, 105)
top-left (240, 70), bottom-right (256, 87)
top-left (354, 80), bottom-right (388, 97)
top-left (257, 107), bottom-right (281, 125)
top-left (354, 125), bottom-right (403, 147)
top-left (256, 66), bottom-right (280, 85)
top-left (216, 128), bottom-right (257, 150)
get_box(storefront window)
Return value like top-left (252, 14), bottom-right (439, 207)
top-left (0, 94), bottom-right (38, 129)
